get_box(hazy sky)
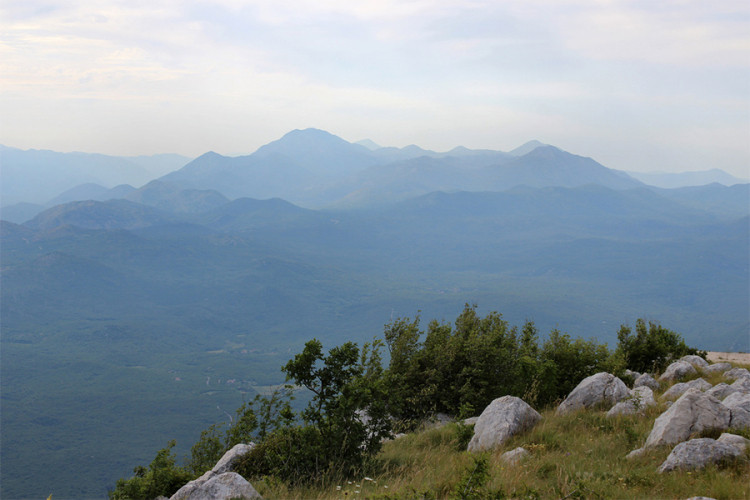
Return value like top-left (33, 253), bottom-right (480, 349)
top-left (2, 0), bottom-right (749, 177)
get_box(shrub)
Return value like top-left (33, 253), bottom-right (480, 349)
top-left (616, 319), bottom-right (704, 373)
top-left (109, 441), bottom-right (192, 500)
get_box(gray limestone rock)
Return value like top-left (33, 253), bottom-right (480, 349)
top-left (717, 432), bottom-right (750, 453)
top-left (679, 355), bottom-right (709, 370)
top-left (468, 396), bottom-right (541, 452)
top-left (706, 383), bottom-right (737, 401)
top-left (556, 372), bottom-right (630, 415)
top-left (657, 438), bottom-right (741, 473)
top-left (171, 444), bottom-right (259, 500)
top-left (171, 472), bottom-right (262, 500)
top-left (607, 386), bottom-right (656, 417)
top-left (661, 378), bottom-right (712, 401)
top-left (633, 373), bottom-right (660, 391)
top-left (703, 362), bottom-right (732, 375)
top-left (644, 389), bottom-right (730, 449)
top-left (722, 392), bottom-right (750, 430)
top-left (659, 361), bottom-right (697, 383)
top-left (500, 446), bottom-right (530, 465)
top-left (724, 367), bottom-right (750, 382)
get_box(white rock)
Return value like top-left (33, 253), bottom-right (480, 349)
top-left (171, 444), bottom-right (258, 500)
top-left (724, 367), bottom-right (750, 382)
top-left (661, 378), bottom-right (712, 401)
top-left (703, 362), bottom-right (732, 375)
top-left (722, 392), bottom-right (750, 430)
top-left (706, 383), bottom-right (737, 401)
top-left (644, 389), bottom-right (730, 449)
top-left (607, 386), bottom-right (656, 417)
top-left (468, 396), bottom-right (541, 452)
top-left (624, 369), bottom-right (642, 380)
top-left (658, 438), bottom-right (741, 473)
top-left (556, 373), bottom-right (630, 415)
top-left (625, 447), bottom-right (646, 459)
top-left (500, 447), bottom-right (529, 465)
top-left (213, 443), bottom-right (255, 474)
top-left (171, 472), bottom-right (262, 500)
top-left (633, 373), bottom-right (659, 391)
top-left (717, 432), bottom-right (750, 453)
top-left (730, 377), bottom-right (750, 394)
top-left (679, 355), bottom-right (709, 370)
top-left (659, 361), bottom-right (697, 383)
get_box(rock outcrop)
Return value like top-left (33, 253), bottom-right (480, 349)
top-left (644, 389), bottom-right (730, 449)
top-left (722, 392), bottom-right (750, 430)
top-left (661, 378), bottom-right (712, 401)
top-left (703, 362), bottom-right (732, 375)
top-left (658, 361), bottom-right (697, 383)
top-left (556, 372), bottom-right (630, 415)
top-left (657, 438), bottom-right (742, 473)
top-left (724, 367), bottom-right (750, 381)
top-left (171, 444), bottom-right (260, 500)
top-left (607, 386), bottom-right (656, 417)
top-left (679, 355), bottom-right (709, 370)
top-left (717, 432), bottom-right (750, 452)
top-left (633, 373), bottom-right (659, 391)
top-left (171, 472), bottom-right (262, 500)
top-left (468, 396), bottom-right (541, 452)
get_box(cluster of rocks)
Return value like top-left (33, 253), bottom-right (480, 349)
top-left (463, 355), bottom-right (750, 476)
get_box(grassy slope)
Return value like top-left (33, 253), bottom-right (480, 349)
top-left (255, 365), bottom-right (750, 500)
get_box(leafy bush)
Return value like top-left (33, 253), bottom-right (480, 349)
top-left (235, 338), bottom-right (392, 485)
top-left (109, 441), bottom-right (192, 500)
top-left (616, 319), bottom-right (704, 373)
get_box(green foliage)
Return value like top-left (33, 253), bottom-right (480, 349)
top-left (452, 455), bottom-right (497, 500)
top-left (616, 319), bottom-right (704, 373)
top-left (188, 424), bottom-right (225, 476)
top-left (235, 338), bottom-right (392, 485)
top-left (383, 305), bottom-right (625, 419)
top-left (533, 329), bottom-right (618, 405)
top-left (109, 441), bottom-right (192, 500)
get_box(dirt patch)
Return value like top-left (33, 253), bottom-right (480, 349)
top-left (707, 351), bottom-right (750, 365)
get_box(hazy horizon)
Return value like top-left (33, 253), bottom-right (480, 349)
top-left (1, 1), bottom-right (749, 179)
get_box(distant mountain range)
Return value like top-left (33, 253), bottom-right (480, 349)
top-left (1, 128), bottom-right (748, 498)
top-left (3, 129), bottom-right (745, 222)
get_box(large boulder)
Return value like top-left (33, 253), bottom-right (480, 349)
top-left (679, 355), bottom-right (709, 370)
top-left (658, 361), bottom-right (697, 383)
top-left (171, 444), bottom-right (260, 500)
top-left (661, 378), bottom-right (712, 401)
top-left (468, 396), bottom-right (541, 452)
top-left (644, 389), bottom-right (730, 449)
top-left (607, 386), bottom-right (656, 417)
top-left (657, 438), bottom-right (742, 473)
top-left (722, 392), bottom-right (750, 430)
top-left (171, 472), bottom-right (262, 500)
top-left (556, 372), bottom-right (630, 415)
top-left (633, 373), bottom-right (659, 391)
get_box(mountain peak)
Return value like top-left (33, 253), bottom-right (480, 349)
top-left (510, 140), bottom-right (548, 156)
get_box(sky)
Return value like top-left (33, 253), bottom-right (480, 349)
top-left (1, 0), bottom-right (749, 178)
